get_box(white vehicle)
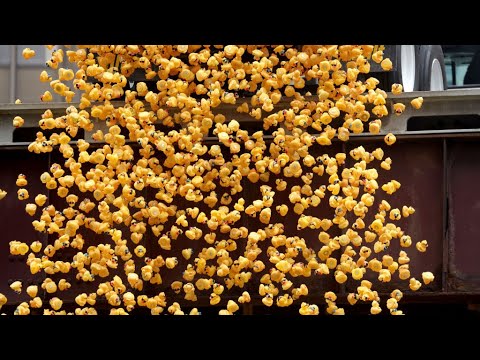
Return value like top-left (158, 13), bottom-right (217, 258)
top-left (365, 45), bottom-right (446, 92)
top-left (372, 45), bottom-right (480, 92)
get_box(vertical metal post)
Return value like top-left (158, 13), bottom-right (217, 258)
top-left (442, 138), bottom-right (448, 292)
top-left (9, 45), bottom-right (16, 103)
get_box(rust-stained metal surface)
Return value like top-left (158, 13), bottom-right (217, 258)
top-left (1, 133), bottom-right (480, 313)
top-left (447, 139), bottom-right (480, 292)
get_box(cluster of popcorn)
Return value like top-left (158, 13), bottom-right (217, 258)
top-left (0, 45), bottom-right (430, 315)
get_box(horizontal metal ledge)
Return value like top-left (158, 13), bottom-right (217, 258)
top-left (390, 87), bottom-right (480, 101)
top-left (2, 87), bottom-right (480, 143)
top-left (0, 130), bottom-right (479, 150)
top-left (2, 87), bottom-right (480, 111)
top-left (1, 291), bottom-right (479, 310)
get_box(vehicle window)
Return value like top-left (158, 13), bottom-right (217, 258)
top-left (442, 45), bottom-right (480, 87)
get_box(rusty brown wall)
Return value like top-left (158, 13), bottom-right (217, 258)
top-left (343, 139), bottom-right (444, 296)
top-left (1, 135), bottom-right (480, 313)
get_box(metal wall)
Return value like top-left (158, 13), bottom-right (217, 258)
top-left (1, 132), bottom-right (480, 314)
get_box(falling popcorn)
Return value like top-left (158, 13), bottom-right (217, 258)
top-left (22, 48), bottom-right (36, 60)
top-left (0, 45), bottom-right (432, 315)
